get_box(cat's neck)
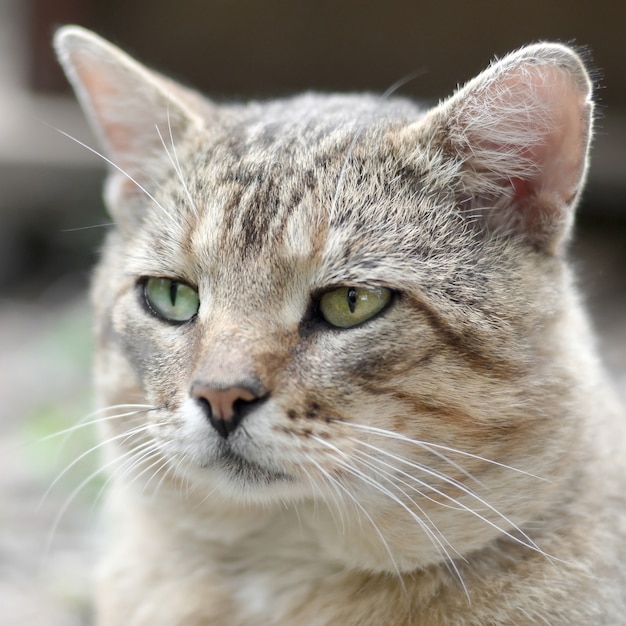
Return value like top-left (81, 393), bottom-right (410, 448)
top-left (102, 473), bottom-right (612, 626)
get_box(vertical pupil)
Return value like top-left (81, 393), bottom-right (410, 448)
top-left (347, 287), bottom-right (357, 313)
top-left (169, 281), bottom-right (178, 306)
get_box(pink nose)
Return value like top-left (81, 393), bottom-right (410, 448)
top-left (190, 382), bottom-right (260, 438)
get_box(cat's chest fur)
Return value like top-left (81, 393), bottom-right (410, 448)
top-left (99, 479), bottom-right (624, 626)
top-left (55, 27), bottom-right (626, 625)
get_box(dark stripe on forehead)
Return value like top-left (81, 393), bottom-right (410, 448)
top-left (219, 160), bottom-right (320, 257)
top-left (220, 173), bottom-right (282, 255)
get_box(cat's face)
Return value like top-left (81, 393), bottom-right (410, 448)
top-left (57, 28), bottom-right (593, 573)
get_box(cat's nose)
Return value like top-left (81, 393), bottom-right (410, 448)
top-left (190, 381), bottom-right (264, 438)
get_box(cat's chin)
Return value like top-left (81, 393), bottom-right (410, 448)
top-left (207, 446), bottom-right (293, 487)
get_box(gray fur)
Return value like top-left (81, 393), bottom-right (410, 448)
top-left (55, 26), bottom-right (625, 625)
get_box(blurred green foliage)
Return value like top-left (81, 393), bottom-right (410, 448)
top-left (20, 303), bottom-right (106, 504)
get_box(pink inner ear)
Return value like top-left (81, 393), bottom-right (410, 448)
top-left (510, 176), bottom-right (532, 207)
top-left (451, 51), bottom-right (593, 250)
top-left (532, 80), bottom-right (589, 206)
top-left (476, 62), bottom-right (590, 207)
top-left (71, 51), bottom-right (141, 157)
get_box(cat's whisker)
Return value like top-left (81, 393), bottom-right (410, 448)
top-left (172, 452), bottom-right (197, 500)
top-left (351, 447), bottom-right (467, 513)
top-left (311, 435), bottom-right (468, 594)
top-left (113, 439), bottom-right (166, 485)
top-left (353, 438), bottom-right (557, 562)
top-left (92, 439), bottom-right (160, 508)
top-left (331, 454), bottom-right (468, 597)
top-left (519, 607), bottom-right (552, 625)
top-left (138, 448), bottom-right (179, 497)
top-left (41, 473), bottom-right (102, 569)
top-left (337, 420), bottom-right (548, 483)
top-left (329, 71), bottom-right (425, 223)
top-left (128, 447), bottom-right (173, 496)
top-left (60, 222), bottom-right (116, 232)
top-left (353, 438), bottom-right (480, 500)
top-left (285, 433), bottom-right (347, 532)
top-left (379, 70), bottom-right (428, 100)
top-left (44, 405), bottom-right (157, 451)
top-left (291, 497), bottom-right (306, 535)
top-left (154, 123), bottom-right (198, 225)
top-left (304, 453), bottom-right (405, 586)
top-left (346, 446), bottom-right (468, 554)
top-left (336, 420), bottom-right (483, 486)
top-left (192, 482), bottom-right (221, 510)
top-left (30, 405), bottom-right (154, 478)
top-left (300, 454), bottom-right (347, 534)
top-left (40, 422), bottom-right (158, 510)
top-left (44, 434), bottom-right (165, 564)
top-left (164, 108), bottom-right (200, 216)
top-left (356, 465), bottom-right (470, 597)
top-left (41, 439), bottom-right (154, 568)
top-left (54, 128), bottom-right (174, 222)
top-left (355, 440), bottom-right (554, 560)
top-left (151, 450), bottom-right (185, 500)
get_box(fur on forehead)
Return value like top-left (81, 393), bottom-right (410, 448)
top-left (54, 28), bottom-right (592, 256)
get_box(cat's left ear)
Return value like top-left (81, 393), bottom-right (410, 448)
top-left (54, 26), bottom-right (207, 224)
top-left (417, 43), bottom-right (594, 253)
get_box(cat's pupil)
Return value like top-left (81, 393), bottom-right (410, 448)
top-left (169, 281), bottom-right (178, 307)
top-left (347, 287), bottom-right (357, 314)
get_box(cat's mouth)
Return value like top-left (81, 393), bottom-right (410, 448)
top-left (211, 445), bottom-right (291, 485)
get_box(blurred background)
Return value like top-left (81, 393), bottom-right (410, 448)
top-left (1, 0), bottom-right (624, 623)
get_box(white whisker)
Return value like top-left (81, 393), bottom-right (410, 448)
top-left (351, 448), bottom-right (465, 513)
top-left (44, 405), bottom-right (156, 449)
top-left (338, 455), bottom-right (469, 598)
top-left (305, 453), bottom-right (405, 587)
top-left (60, 222), bottom-right (115, 232)
top-left (150, 450), bottom-right (183, 500)
top-left (131, 454), bottom-right (170, 495)
top-left (54, 127), bottom-right (172, 220)
top-left (311, 435), bottom-right (468, 595)
top-left (286, 433), bottom-right (347, 532)
top-left (170, 452), bottom-right (193, 498)
top-left (353, 438), bottom-right (553, 561)
top-left (329, 73), bottom-right (425, 223)
top-left (93, 438), bottom-right (160, 507)
top-left (158, 108), bottom-right (200, 216)
top-left (41, 439), bottom-right (156, 567)
top-left (304, 456), bottom-right (347, 534)
top-left (41, 422), bottom-right (157, 509)
top-left (192, 481), bottom-right (221, 509)
top-left (337, 420), bottom-right (547, 483)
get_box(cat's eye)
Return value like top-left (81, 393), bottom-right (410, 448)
top-left (319, 286), bottom-right (391, 328)
top-left (142, 277), bottom-right (200, 323)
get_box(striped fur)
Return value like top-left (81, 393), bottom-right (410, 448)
top-left (56, 26), bottom-right (626, 625)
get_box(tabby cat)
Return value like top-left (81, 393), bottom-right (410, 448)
top-left (55, 26), bottom-right (626, 625)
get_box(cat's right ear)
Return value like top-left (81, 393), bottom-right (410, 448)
top-left (54, 26), bottom-right (206, 224)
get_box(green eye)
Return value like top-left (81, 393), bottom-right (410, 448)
top-left (143, 277), bottom-right (200, 323)
top-left (319, 286), bottom-right (391, 328)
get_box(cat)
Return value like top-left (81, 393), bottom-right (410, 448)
top-left (54, 25), bottom-right (626, 625)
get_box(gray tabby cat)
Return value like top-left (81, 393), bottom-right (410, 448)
top-left (55, 26), bottom-right (626, 625)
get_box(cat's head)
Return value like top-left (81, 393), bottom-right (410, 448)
top-left (55, 27), bottom-right (594, 573)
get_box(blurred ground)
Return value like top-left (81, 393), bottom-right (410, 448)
top-left (0, 291), bottom-right (97, 626)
